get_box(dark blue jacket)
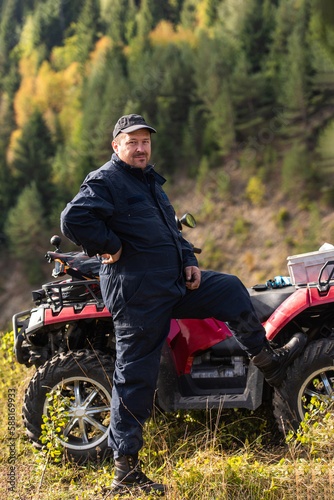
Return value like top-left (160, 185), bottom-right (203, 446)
top-left (60, 154), bottom-right (198, 272)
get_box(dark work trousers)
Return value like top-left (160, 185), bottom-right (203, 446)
top-left (100, 266), bottom-right (266, 459)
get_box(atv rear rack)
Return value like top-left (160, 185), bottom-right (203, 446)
top-left (39, 279), bottom-right (103, 312)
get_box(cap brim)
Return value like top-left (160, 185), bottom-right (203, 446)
top-left (121, 124), bottom-right (157, 135)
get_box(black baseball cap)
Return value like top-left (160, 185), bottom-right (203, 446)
top-left (113, 114), bottom-right (157, 139)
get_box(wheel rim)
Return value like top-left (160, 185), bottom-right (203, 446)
top-left (43, 376), bottom-right (111, 451)
top-left (297, 365), bottom-right (334, 419)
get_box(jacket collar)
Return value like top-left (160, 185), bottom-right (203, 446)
top-left (111, 153), bottom-right (166, 185)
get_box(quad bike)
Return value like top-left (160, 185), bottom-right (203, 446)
top-left (12, 215), bottom-right (334, 463)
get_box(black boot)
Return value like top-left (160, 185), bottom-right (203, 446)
top-left (252, 332), bottom-right (307, 387)
top-left (109, 455), bottom-right (166, 496)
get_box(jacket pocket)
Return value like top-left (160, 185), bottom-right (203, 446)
top-left (100, 271), bottom-right (148, 320)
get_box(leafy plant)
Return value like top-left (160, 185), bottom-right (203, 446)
top-left (275, 207), bottom-right (290, 230)
top-left (196, 156), bottom-right (210, 195)
top-left (0, 329), bottom-right (14, 363)
top-left (286, 396), bottom-right (334, 457)
top-left (36, 389), bottom-right (71, 464)
top-left (33, 388), bottom-right (72, 493)
top-left (245, 175), bottom-right (266, 206)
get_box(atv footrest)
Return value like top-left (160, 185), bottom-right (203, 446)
top-left (175, 364), bottom-right (263, 411)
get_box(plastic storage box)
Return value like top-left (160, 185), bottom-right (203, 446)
top-left (287, 249), bottom-right (334, 285)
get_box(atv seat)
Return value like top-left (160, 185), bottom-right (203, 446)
top-left (248, 286), bottom-right (296, 323)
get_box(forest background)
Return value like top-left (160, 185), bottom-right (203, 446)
top-left (1, 2), bottom-right (334, 499)
top-left (1, 0), bottom-right (334, 328)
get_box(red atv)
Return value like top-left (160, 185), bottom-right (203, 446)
top-left (13, 215), bottom-right (334, 462)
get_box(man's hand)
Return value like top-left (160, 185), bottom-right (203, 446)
top-left (184, 266), bottom-right (201, 290)
top-left (99, 246), bottom-right (122, 264)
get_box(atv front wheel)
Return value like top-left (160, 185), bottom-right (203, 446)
top-left (273, 338), bottom-right (334, 433)
top-left (23, 349), bottom-right (114, 463)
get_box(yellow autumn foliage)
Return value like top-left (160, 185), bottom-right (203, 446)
top-left (6, 129), bottom-right (22, 166)
top-left (10, 47), bottom-right (85, 163)
top-left (14, 53), bottom-right (40, 128)
top-left (149, 20), bottom-right (197, 48)
top-left (35, 61), bottom-right (64, 113)
top-left (88, 36), bottom-right (112, 66)
top-left (58, 67), bottom-right (83, 139)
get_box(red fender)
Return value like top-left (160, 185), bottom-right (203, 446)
top-left (44, 304), bottom-right (111, 324)
top-left (167, 318), bottom-right (231, 375)
top-left (264, 287), bottom-right (310, 340)
top-left (308, 284), bottom-right (334, 305)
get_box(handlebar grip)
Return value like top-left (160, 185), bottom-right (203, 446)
top-left (193, 247), bottom-right (202, 254)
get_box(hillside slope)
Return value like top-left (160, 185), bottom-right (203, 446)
top-left (171, 173), bottom-right (334, 285)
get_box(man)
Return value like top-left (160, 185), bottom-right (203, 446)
top-left (61, 114), bottom-right (305, 496)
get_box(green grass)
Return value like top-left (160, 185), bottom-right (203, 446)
top-left (1, 331), bottom-right (334, 500)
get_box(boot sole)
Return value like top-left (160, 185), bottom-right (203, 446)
top-left (109, 480), bottom-right (166, 497)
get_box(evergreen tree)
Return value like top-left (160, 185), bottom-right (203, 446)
top-left (12, 110), bottom-right (55, 216)
top-left (230, 48), bottom-right (272, 139)
top-left (212, 81), bottom-right (235, 155)
top-left (11, 0), bottom-right (79, 60)
top-left (136, 0), bottom-right (155, 38)
top-left (194, 31), bottom-right (237, 159)
top-left (124, 0), bottom-right (138, 43)
top-left (268, 0), bottom-right (312, 115)
top-left (133, 42), bottom-right (195, 172)
top-left (181, 105), bottom-right (204, 176)
top-left (0, 143), bottom-right (16, 233)
top-left (276, 1), bottom-right (311, 119)
top-left (4, 181), bottom-right (47, 283)
top-left (0, 0), bottom-right (21, 78)
top-left (103, 0), bottom-right (129, 43)
top-left (74, 0), bottom-right (100, 64)
top-left (239, 0), bottom-right (277, 72)
top-left (180, 0), bottom-right (200, 28)
top-left (309, 0), bottom-right (334, 74)
top-left (63, 45), bottom-right (130, 190)
top-left (268, 0), bottom-right (296, 72)
top-left (152, 0), bottom-right (183, 25)
top-left (205, 0), bottom-right (220, 27)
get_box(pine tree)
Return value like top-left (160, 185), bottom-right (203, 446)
top-left (205, 0), bottom-right (220, 27)
top-left (239, 0), bottom-right (276, 72)
top-left (74, 0), bottom-right (100, 64)
top-left (103, 0), bottom-right (129, 43)
top-left (4, 181), bottom-right (47, 283)
top-left (212, 81), bottom-right (235, 156)
top-left (124, 0), bottom-right (138, 43)
top-left (309, 0), bottom-right (334, 72)
top-left (194, 31), bottom-right (237, 159)
top-left (0, 0), bottom-right (21, 78)
top-left (136, 0), bottom-right (155, 38)
top-left (75, 46), bottom-right (129, 181)
top-left (12, 110), bottom-right (55, 216)
top-left (276, 1), bottom-right (311, 119)
top-left (0, 143), bottom-right (16, 232)
top-left (180, 0), bottom-right (199, 29)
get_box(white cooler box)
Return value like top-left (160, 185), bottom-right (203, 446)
top-left (287, 248), bottom-right (334, 285)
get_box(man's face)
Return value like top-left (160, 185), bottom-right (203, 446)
top-left (112, 129), bottom-right (151, 169)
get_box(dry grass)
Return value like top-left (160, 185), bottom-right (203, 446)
top-left (1, 333), bottom-right (334, 500)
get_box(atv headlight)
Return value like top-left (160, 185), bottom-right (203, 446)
top-left (26, 307), bottom-right (45, 334)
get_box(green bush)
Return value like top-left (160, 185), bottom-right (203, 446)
top-left (245, 175), bottom-right (266, 206)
